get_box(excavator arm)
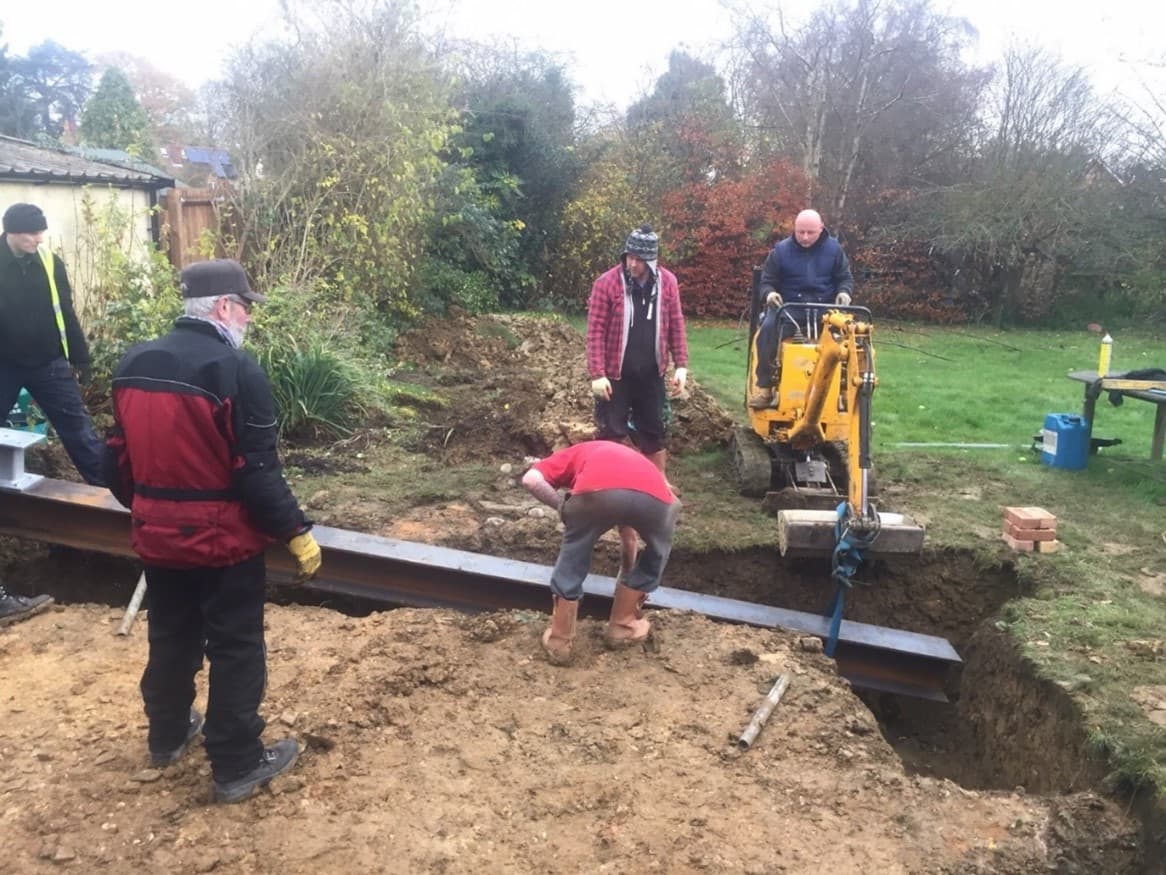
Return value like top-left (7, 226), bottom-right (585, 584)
top-left (784, 311), bottom-right (879, 531)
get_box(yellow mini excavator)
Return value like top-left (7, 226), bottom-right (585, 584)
top-left (730, 269), bottom-right (926, 561)
top-left (730, 269), bottom-right (929, 662)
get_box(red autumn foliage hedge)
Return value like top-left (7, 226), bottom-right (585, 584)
top-left (664, 158), bottom-right (809, 318)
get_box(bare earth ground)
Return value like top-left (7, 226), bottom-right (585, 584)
top-left (0, 606), bottom-right (1138, 874)
top-left (0, 313), bottom-right (1146, 873)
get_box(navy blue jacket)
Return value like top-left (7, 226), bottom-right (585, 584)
top-left (758, 230), bottom-right (854, 305)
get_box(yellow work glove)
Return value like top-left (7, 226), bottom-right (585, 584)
top-left (835, 292), bottom-right (852, 306)
top-left (287, 531), bottom-right (322, 582)
top-left (765, 291), bottom-right (783, 308)
top-left (591, 377), bottom-right (612, 400)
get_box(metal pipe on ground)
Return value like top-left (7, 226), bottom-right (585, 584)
top-left (737, 674), bottom-right (791, 750)
top-left (116, 572), bottom-right (147, 636)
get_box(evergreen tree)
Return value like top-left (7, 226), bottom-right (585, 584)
top-left (80, 67), bottom-right (153, 155)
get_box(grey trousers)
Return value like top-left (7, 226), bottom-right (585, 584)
top-left (550, 488), bottom-right (680, 601)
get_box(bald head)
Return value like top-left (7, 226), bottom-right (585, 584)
top-left (794, 210), bottom-right (824, 248)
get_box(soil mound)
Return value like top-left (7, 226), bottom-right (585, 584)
top-left (393, 310), bottom-right (733, 463)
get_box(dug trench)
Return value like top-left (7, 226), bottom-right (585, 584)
top-left (3, 536), bottom-right (1161, 871)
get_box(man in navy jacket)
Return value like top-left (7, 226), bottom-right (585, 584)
top-left (750, 210), bottom-right (854, 409)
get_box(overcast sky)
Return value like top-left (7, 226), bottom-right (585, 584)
top-left (2, 0), bottom-right (1161, 108)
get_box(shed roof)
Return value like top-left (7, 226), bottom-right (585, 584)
top-left (0, 135), bottom-right (174, 189)
top-left (67, 146), bottom-right (174, 181)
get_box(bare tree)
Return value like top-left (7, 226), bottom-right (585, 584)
top-left (214, 0), bottom-right (457, 314)
top-left (925, 44), bottom-right (1120, 324)
top-left (728, 0), bottom-right (985, 223)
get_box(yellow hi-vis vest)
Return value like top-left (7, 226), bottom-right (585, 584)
top-left (38, 246), bottom-right (69, 361)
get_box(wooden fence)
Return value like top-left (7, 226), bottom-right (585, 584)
top-left (159, 187), bottom-right (225, 268)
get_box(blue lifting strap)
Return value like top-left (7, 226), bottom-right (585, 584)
top-left (826, 501), bottom-right (875, 657)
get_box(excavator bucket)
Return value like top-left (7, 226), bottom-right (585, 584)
top-left (777, 509), bottom-right (926, 558)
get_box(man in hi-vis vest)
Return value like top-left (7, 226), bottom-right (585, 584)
top-left (0, 203), bottom-right (105, 627)
top-left (0, 203), bottom-right (104, 483)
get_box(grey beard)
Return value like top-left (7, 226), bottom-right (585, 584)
top-left (224, 323), bottom-right (248, 349)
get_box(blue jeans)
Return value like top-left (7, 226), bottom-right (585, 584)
top-left (0, 357), bottom-right (105, 486)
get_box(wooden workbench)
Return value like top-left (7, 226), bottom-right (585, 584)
top-left (1067, 370), bottom-right (1166, 461)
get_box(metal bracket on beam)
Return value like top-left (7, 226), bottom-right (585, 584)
top-left (0, 427), bottom-right (45, 492)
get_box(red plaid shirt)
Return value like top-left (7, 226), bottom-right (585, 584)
top-left (585, 263), bottom-right (688, 380)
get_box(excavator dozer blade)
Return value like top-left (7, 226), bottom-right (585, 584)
top-left (777, 509), bottom-right (926, 558)
top-left (762, 487), bottom-right (845, 514)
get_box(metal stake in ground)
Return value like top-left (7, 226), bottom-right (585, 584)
top-left (737, 674), bottom-right (791, 750)
top-left (116, 572), bottom-right (147, 636)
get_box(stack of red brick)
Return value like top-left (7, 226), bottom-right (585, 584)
top-left (1002, 506), bottom-right (1061, 553)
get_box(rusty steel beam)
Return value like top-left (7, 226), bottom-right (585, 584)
top-left (0, 477), bottom-right (960, 700)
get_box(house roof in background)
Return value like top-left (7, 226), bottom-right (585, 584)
top-left (0, 135), bottom-right (175, 189)
top-left (162, 144), bottom-right (236, 179)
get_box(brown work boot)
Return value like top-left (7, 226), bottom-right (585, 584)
top-left (541, 595), bottom-right (579, 665)
top-left (604, 583), bottom-right (651, 648)
top-left (748, 388), bottom-right (776, 409)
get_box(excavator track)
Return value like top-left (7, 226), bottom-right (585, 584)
top-left (0, 476), bottom-right (960, 701)
top-left (729, 426), bottom-right (772, 497)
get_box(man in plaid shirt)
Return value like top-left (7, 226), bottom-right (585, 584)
top-left (585, 224), bottom-right (689, 490)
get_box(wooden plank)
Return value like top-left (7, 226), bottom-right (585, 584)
top-left (777, 510), bottom-right (925, 557)
top-left (1067, 370), bottom-right (1166, 392)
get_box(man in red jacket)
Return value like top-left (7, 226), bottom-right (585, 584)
top-left (104, 259), bottom-right (322, 803)
top-left (522, 441), bottom-right (681, 664)
top-left (586, 224), bottom-right (689, 488)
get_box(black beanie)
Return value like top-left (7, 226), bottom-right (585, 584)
top-left (2, 203), bottom-right (48, 234)
top-left (622, 224), bottom-right (659, 262)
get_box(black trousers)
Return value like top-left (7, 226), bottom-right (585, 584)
top-left (594, 369), bottom-right (667, 454)
top-left (141, 555), bottom-right (267, 780)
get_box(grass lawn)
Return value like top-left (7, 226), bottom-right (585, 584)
top-left (683, 316), bottom-right (1166, 796)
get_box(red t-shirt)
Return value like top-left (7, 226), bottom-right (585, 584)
top-left (532, 441), bottom-right (675, 504)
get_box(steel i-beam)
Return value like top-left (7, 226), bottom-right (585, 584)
top-left (0, 476), bottom-right (960, 700)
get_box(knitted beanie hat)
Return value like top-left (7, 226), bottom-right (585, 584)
top-left (2, 203), bottom-right (48, 234)
top-left (622, 224), bottom-right (659, 262)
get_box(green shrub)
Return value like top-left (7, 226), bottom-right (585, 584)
top-left (258, 339), bottom-right (365, 439)
top-left (73, 193), bottom-right (183, 401)
top-left (415, 260), bottom-right (501, 315)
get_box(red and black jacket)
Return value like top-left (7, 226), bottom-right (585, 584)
top-left (104, 318), bottom-right (308, 569)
